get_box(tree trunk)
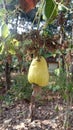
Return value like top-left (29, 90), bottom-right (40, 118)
top-left (28, 84), bottom-right (42, 121)
top-left (5, 61), bottom-right (11, 90)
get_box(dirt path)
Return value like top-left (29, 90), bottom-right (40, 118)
top-left (0, 93), bottom-right (73, 130)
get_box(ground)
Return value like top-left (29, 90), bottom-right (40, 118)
top-left (0, 91), bottom-right (73, 130)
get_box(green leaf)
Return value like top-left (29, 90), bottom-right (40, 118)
top-left (0, 0), bottom-right (3, 4)
top-left (0, 95), bottom-right (4, 100)
top-left (8, 49), bottom-right (16, 55)
top-left (54, 68), bottom-right (60, 76)
top-left (12, 39), bottom-right (19, 47)
top-left (8, 44), bottom-right (16, 55)
top-left (53, 85), bottom-right (60, 92)
top-left (0, 43), bottom-right (4, 54)
top-left (44, 53), bottom-right (53, 58)
top-left (43, 0), bottom-right (58, 24)
top-left (1, 24), bottom-right (9, 38)
top-left (0, 8), bottom-right (7, 17)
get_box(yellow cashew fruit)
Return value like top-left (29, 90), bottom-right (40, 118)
top-left (28, 56), bottom-right (49, 87)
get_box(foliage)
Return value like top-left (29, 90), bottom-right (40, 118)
top-left (55, 70), bottom-right (73, 100)
top-left (0, 0), bottom-right (72, 103)
top-left (4, 74), bottom-right (32, 105)
top-left (0, 1), bottom-right (72, 129)
top-left (1, 23), bottom-right (9, 38)
top-left (12, 74), bottom-right (32, 100)
top-left (43, 0), bottom-right (58, 24)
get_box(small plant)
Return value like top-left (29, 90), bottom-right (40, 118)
top-left (4, 74), bottom-right (32, 104)
top-left (55, 68), bottom-right (73, 129)
top-left (13, 74), bottom-right (32, 100)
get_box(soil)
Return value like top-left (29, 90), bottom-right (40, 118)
top-left (0, 91), bottom-right (73, 130)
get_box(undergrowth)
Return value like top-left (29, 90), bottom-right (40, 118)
top-left (3, 74), bottom-right (32, 105)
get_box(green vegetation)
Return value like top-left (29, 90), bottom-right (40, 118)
top-left (0, 0), bottom-right (73, 129)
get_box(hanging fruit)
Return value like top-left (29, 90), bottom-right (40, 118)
top-left (28, 56), bottom-right (49, 87)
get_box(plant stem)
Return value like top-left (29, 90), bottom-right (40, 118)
top-left (63, 89), bottom-right (70, 130)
